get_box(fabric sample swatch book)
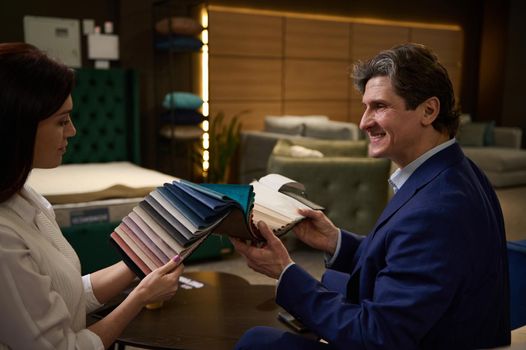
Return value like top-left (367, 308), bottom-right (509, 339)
top-left (110, 174), bottom-right (323, 278)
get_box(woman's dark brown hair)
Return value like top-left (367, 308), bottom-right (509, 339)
top-left (0, 42), bottom-right (75, 202)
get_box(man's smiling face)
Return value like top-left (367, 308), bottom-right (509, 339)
top-left (359, 76), bottom-right (429, 168)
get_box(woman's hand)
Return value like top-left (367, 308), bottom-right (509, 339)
top-left (294, 208), bottom-right (340, 255)
top-left (88, 257), bottom-right (184, 348)
top-left (230, 221), bottom-right (293, 280)
top-left (131, 257), bottom-right (184, 305)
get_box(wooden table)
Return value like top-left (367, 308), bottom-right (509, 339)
top-left (94, 271), bottom-right (292, 349)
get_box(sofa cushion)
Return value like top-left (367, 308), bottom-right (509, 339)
top-left (464, 147), bottom-right (526, 172)
top-left (457, 122), bottom-right (486, 147)
top-left (457, 121), bottom-right (496, 147)
top-left (264, 117), bottom-right (304, 135)
top-left (304, 120), bottom-right (358, 140)
top-left (264, 116), bottom-right (328, 135)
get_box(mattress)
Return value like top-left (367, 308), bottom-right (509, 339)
top-left (27, 162), bottom-right (176, 228)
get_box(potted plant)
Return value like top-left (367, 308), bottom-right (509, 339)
top-left (202, 110), bottom-right (245, 183)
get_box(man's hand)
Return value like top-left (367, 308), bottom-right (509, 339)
top-left (230, 221), bottom-right (293, 280)
top-left (294, 208), bottom-right (340, 255)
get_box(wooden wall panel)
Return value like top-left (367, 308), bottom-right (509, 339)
top-left (443, 63), bottom-right (462, 103)
top-left (411, 28), bottom-right (463, 102)
top-left (410, 28), bottom-right (463, 64)
top-left (352, 23), bottom-right (410, 61)
top-left (284, 59), bottom-right (350, 100)
top-left (208, 9), bottom-right (463, 132)
top-left (285, 18), bottom-right (350, 59)
top-left (209, 57), bottom-right (282, 101)
top-left (209, 102), bottom-right (282, 131)
top-left (208, 11), bottom-right (283, 57)
top-left (284, 100), bottom-right (349, 122)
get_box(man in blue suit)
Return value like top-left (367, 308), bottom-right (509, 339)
top-left (231, 43), bottom-right (511, 349)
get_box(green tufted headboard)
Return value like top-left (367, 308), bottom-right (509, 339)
top-left (64, 68), bottom-right (140, 164)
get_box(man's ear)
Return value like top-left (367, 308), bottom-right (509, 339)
top-left (421, 97), bottom-right (440, 126)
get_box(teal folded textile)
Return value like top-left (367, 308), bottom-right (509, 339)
top-left (155, 36), bottom-right (203, 52)
top-left (162, 92), bottom-right (203, 110)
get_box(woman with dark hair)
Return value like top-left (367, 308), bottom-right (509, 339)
top-left (0, 43), bottom-right (184, 349)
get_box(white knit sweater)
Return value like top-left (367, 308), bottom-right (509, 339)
top-left (0, 185), bottom-right (104, 349)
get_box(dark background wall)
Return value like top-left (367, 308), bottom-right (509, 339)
top-left (1, 0), bottom-right (524, 166)
top-left (0, 0), bottom-right (119, 67)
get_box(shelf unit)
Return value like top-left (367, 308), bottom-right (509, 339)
top-left (152, 0), bottom-right (206, 181)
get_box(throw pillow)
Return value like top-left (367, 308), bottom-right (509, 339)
top-left (484, 120), bottom-right (496, 146)
top-left (155, 17), bottom-right (204, 36)
top-left (457, 122), bottom-right (487, 147)
top-left (162, 92), bottom-right (203, 110)
top-left (289, 145), bottom-right (324, 158)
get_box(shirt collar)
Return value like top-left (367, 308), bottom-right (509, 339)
top-left (388, 138), bottom-right (457, 193)
top-left (3, 184), bottom-right (55, 226)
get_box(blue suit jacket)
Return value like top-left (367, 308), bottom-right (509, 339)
top-left (277, 143), bottom-right (510, 349)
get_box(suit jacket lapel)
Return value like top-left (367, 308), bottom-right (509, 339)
top-left (346, 143), bottom-right (465, 296)
top-left (370, 143), bottom-right (465, 238)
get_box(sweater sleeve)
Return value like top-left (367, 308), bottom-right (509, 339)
top-left (0, 226), bottom-right (104, 350)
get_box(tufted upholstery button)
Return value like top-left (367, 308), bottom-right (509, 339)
top-left (358, 182), bottom-right (369, 193)
top-left (62, 68), bottom-right (138, 164)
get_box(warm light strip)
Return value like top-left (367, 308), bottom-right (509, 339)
top-left (208, 5), bottom-right (462, 31)
top-left (200, 6), bottom-right (210, 176)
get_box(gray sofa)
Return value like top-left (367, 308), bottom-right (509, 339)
top-left (458, 119), bottom-right (526, 187)
top-left (267, 138), bottom-right (391, 234)
top-left (239, 116), bottom-right (361, 183)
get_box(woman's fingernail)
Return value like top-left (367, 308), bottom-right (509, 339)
top-left (172, 255), bottom-right (180, 263)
